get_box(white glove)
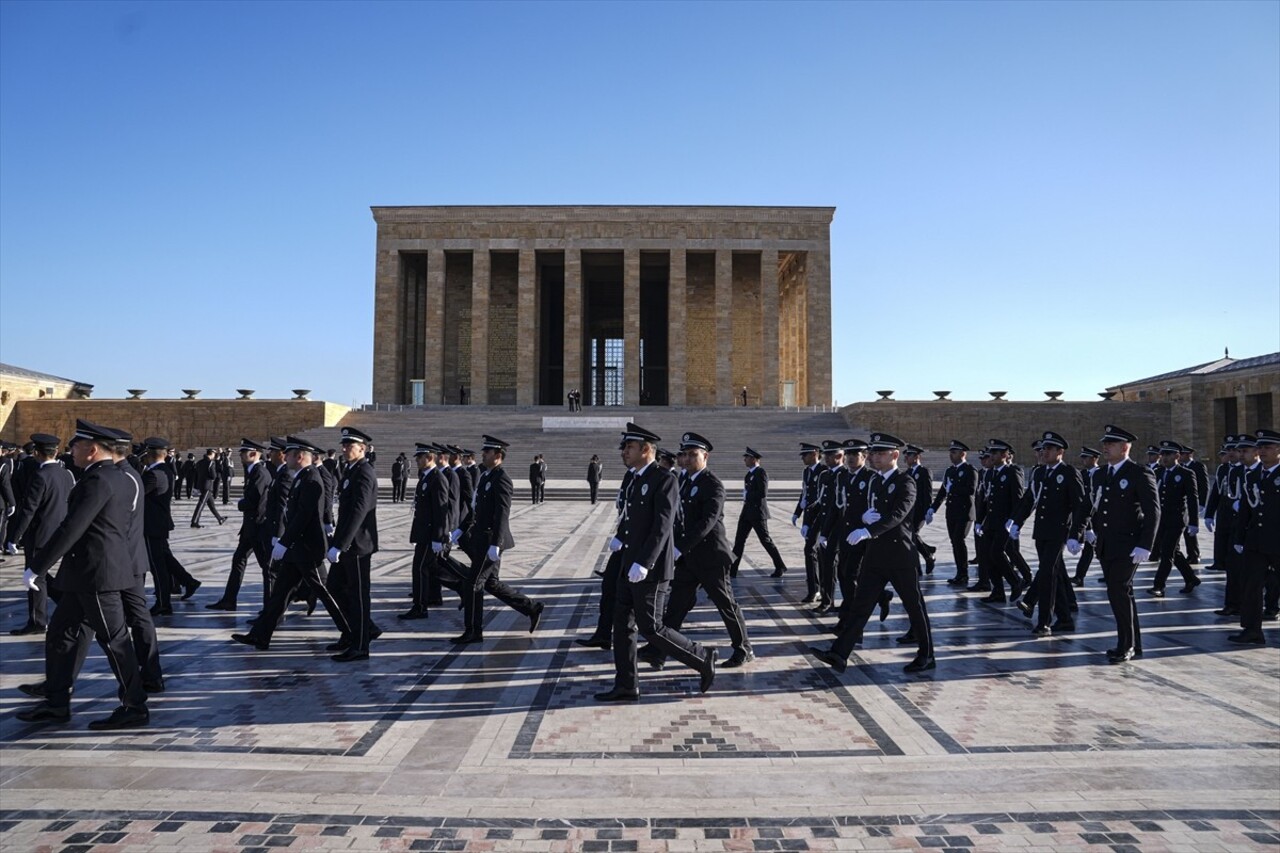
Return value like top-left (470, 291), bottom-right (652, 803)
top-left (1205, 518), bottom-right (1215, 533)
top-left (1130, 547), bottom-right (1150, 565)
top-left (924, 508), bottom-right (934, 525)
top-left (846, 528), bottom-right (870, 546)
top-left (271, 542), bottom-right (287, 562)
top-left (862, 509), bottom-right (881, 525)
top-left (1232, 500), bottom-right (1240, 512)
top-left (3, 542), bottom-right (16, 555)
top-left (1006, 522), bottom-right (1020, 539)
top-left (431, 542), bottom-right (444, 554)
top-left (1198, 506), bottom-right (1206, 519)
top-left (1084, 530), bottom-right (1096, 545)
top-left (1066, 538), bottom-right (1081, 556)
top-left (673, 546), bottom-right (682, 560)
top-left (1233, 544), bottom-right (1244, 554)
top-left (801, 524), bottom-right (810, 538)
top-left (975, 524), bottom-right (984, 536)
top-left (817, 536), bottom-right (827, 548)
top-left (1187, 526), bottom-right (1198, 537)
top-left (791, 513), bottom-right (799, 526)
top-left (271, 536), bottom-right (280, 547)
top-left (327, 547), bottom-right (341, 563)
top-left (627, 562), bottom-right (648, 583)
top-left (487, 545), bottom-right (500, 562)
top-left (22, 568), bottom-right (38, 590)
top-left (324, 523), bottom-right (334, 536)
top-left (450, 528), bottom-right (462, 543)
top-left (608, 536), bottom-right (623, 552)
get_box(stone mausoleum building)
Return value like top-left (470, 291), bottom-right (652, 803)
top-left (370, 205), bottom-right (834, 408)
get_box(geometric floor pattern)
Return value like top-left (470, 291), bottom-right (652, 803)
top-left (2, 488), bottom-right (1278, 851)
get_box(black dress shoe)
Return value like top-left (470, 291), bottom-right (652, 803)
top-left (216, 517), bottom-right (227, 526)
top-left (637, 649), bottom-right (665, 670)
top-left (304, 598), bottom-right (318, 616)
top-left (1071, 577), bottom-right (1084, 588)
top-left (331, 649), bottom-right (370, 662)
top-left (813, 602), bottom-right (832, 615)
top-left (1016, 600), bottom-right (1034, 618)
top-left (397, 607), bottom-right (428, 621)
top-left (1107, 647), bottom-right (1135, 663)
top-left (1214, 607), bottom-right (1240, 617)
top-left (9, 623), bottom-right (45, 636)
top-left (1227, 632), bottom-right (1266, 645)
top-left (149, 606), bottom-right (172, 616)
top-left (1180, 578), bottom-right (1201, 594)
top-left (427, 597), bottom-right (444, 606)
top-left (924, 558), bottom-right (935, 575)
top-left (904, 656), bottom-right (936, 673)
top-left (800, 594), bottom-right (819, 605)
top-left (594, 687), bottom-right (640, 702)
top-left (230, 633), bottom-right (269, 651)
top-left (371, 626), bottom-right (383, 641)
top-left (1032, 625), bottom-right (1051, 637)
top-left (698, 648), bottom-right (717, 693)
top-left (143, 679), bottom-right (166, 694)
top-left (1009, 583), bottom-right (1024, 603)
top-left (769, 569), bottom-right (786, 578)
top-left (205, 600), bottom-right (236, 611)
top-left (16, 702), bottom-right (70, 724)
top-left (574, 635), bottom-right (612, 650)
top-left (1265, 610), bottom-right (1280, 620)
top-left (808, 646), bottom-right (847, 673)
top-left (946, 576), bottom-right (968, 587)
top-left (325, 638), bottom-right (351, 652)
top-left (721, 648), bottom-right (755, 668)
top-left (529, 601), bottom-right (545, 633)
top-left (190, 524), bottom-right (203, 529)
top-left (1148, 587), bottom-right (1165, 598)
top-left (181, 579), bottom-right (202, 600)
top-left (879, 592), bottom-right (893, 622)
top-left (980, 594), bottom-right (1006, 604)
top-left (88, 705), bottom-right (149, 730)
top-left (17, 682), bottom-right (46, 698)
top-left (1050, 621), bottom-right (1075, 633)
top-left (895, 633), bottom-right (917, 645)
top-left (967, 583), bottom-right (991, 593)
top-left (450, 633), bottom-right (481, 644)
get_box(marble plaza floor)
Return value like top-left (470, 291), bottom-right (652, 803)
top-left (1, 494), bottom-right (1278, 852)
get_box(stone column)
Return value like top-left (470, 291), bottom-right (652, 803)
top-left (372, 243), bottom-right (403, 403)
top-left (806, 246), bottom-right (832, 407)
top-left (624, 248), bottom-right (641, 407)
top-left (563, 248), bottom-right (583, 405)
top-left (668, 247), bottom-right (687, 406)
top-left (516, 248), bottom-right (536, 405)
top-left (760, 248), bottom-right (780, 406)
top-left (469, 247), bottom-right (490, 405)
top-left (714, 249), bottom-right (733, 406)
top-left (424, 249), bottom-right (445, 406)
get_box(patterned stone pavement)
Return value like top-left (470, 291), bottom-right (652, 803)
top-left (1, 488), bottom-right (1277, 851)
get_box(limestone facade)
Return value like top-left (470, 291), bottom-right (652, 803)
top-left (370, 206), bottom-right (835, 408)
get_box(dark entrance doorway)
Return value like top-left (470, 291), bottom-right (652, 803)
top-left (583, 252), bottom-right (623, 406)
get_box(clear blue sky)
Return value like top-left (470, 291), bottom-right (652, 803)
top-left (2, 0), bottom-right (1277, 407)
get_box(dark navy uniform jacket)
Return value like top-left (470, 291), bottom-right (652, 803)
top-left (862, 469), bottom-right (918, 572)
top-left (333, 458), bottom-right (378, 556)
top-left (1234, 462), bottom-right (1280, 555)
top-left (410, 467), bottom-right (450, 545)
top-left (619, 461), bottom-right (678, 583)
top-left (675, 469), bottom-right (733, 567)
top-left (741, 465), bottom-right (771, 521)
top-left (31, 459), bottom-right (135, 593)
top-left (472, 464), bottom-right (515, 552)
top-left (1012, 461), bottom-right (1087, 543)
top-left (142, 464), bottom-right (175, 539)
top-left (930, 462), bottom-right (977, 520)
top-left (1092, 459), bottom-right (1160, 560)
top-left (7, 460), bottom-right (74, 551)
top-left (280, 466), bottom-right (329, 564)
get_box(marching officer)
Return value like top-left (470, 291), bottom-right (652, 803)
top-left (810, 432), bottom-right (934, 674)
top-left (827, 439), bottom-right (893, 635)
top-left (16, 420), bottom-right (150, 730)
top-left (596, 424), bottom-right (716, 701)
top-left (5, 433), bottom-right (75, 634)
top-left (927, 440), bottom-right (977, 587)
top-left (231, 437), bottom-right (351, 652)
top-left (190, 448), bottom-right (226, 527)
top-left (401, 443), bottom-right (450, 620)
top-left (974, 439), bottom-right (1026, 604)
top-left (1231, 428), bottom-right (1279, 644)
top-left (1207, 436), bottom-right (1246, 616)
top-left (326, 427), bottom-right (379, 661)
top-left (810, 440), bottom-right (844, 611)
top-left (1148, 441), bottom-right (1201, 597)
top-left (903, 444), bottom-right (935, 575)
top-left (1179, 446), bottom-right (1209, 563)
top-left (730, 448), bottom-right (788, 579)
top-left (576, 442), bottom-right (633, 650)
top-left (646, 432), bottom-right (753, 668)
top-left (1073, 447), bottom-right (1104, 585)
top-left (455, 435), bottom-right (544, 644)
top-left (207, 439), bottom-right (272, 611)
top-left (1090, 425), bottom-right (1160, 663)
top-left (1009, 431), bottom-right (1087, 635)
top-left (794, 442), bottom-right (823, 602)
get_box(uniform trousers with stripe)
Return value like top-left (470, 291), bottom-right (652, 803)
top-left (44, 588), bottom-right (147, 710)
top-left (248, 553), bottom-right (349, 644)
top-left (831, 561), bottom-right (933, 661)
top-left (335, 552), bottom-right (374, 653)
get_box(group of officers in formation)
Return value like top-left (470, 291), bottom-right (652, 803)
top-left (0, 416), bottom-right (1275, 723)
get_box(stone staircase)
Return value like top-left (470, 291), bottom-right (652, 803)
top-left (294, 406), bottom-right (858, 502)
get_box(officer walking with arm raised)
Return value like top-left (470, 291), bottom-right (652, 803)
top-left (596, 424), bottom-right (717, 702)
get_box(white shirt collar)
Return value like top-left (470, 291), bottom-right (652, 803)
top-left (634, 461), bottom-right (652, 478)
